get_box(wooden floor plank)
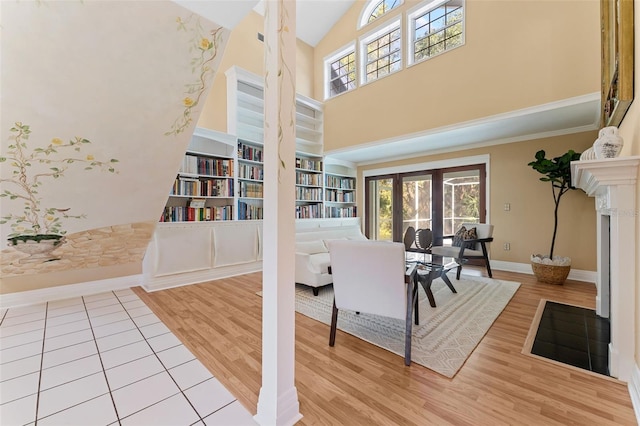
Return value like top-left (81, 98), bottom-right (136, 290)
top-left (134, 268), bottom-right (637, 425)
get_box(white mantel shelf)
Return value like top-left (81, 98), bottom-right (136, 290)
top-left (570, 155), bottom-right (639, 382)
top-left (572, 156), bottom-right (640, 196)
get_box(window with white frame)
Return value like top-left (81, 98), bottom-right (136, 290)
top-left (360, 18), bottom-right (402, 84)
top-left (325, 44), bottom-right (357, 99)
top-left (359, 0), bottom-right (404, 28)
top-left (408, 0), bottom-right (464, 66)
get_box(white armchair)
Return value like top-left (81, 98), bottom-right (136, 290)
top-left (326, 240), bottom-right (417, 366)
top-left (431, 222), bottom-right (494, 279)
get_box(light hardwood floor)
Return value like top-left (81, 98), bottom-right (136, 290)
top-left (134, 269), bottom-right (637, 425)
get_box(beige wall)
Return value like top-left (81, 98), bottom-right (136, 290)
top-left (358, 131), bottom-right (598, 271)
top-left (314, 0), bottom-right (600, 152)
top-left (197, 11), bottom-right (315, 132)
top-left (617, 0), bottom-right (640, 371)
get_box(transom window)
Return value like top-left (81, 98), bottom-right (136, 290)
top-left (359, 0), bottom-right (404, 29)
top-left (360, 19), bottom-right (402, 84)
top-left (324, 44), bottom-right (356, 99)
top-left (409, 0), bottom-right (465, 65)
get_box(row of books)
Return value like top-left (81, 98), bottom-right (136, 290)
top-left (325, 206), bottom-right (357, 218)
top-left (160, 205), bottom-right (233, 222)
top-left (238, 142), bottom-right (263, 162)
top-left (171, 177), bottom-right (234, 197)
top-left (295, 204), bottom-right (323, 219)
top-left (295, 157), bottom-right (322, 171)
top-left (239, 163), bottom-right (263, 181)
top-left (180, 155), bottom-right (233, 177)
top-left (325, 175), bottom-right (355, 189)
top-left (296, 187), bottom-right (323, 201)
top-left (239, 181), bottom-right (264, 198)
top-left (325, 189), bottom-right (355, 202)
top-left (238, 202), bottom-right (263, 220)
top-left (295, 171), bottom-right (322, 186)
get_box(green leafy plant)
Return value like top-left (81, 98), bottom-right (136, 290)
top-left (0, 122), bottom-right (119, 239)
top-left (528, 149), bottom-right (582, 259)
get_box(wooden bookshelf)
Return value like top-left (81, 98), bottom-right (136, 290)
top-left (161, 128), bottom-right (235, 223)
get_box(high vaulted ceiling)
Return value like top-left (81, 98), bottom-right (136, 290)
top-left (174, 0), bottom-right (356, 47)
top-left (175, 0), bottom-right (601, 165)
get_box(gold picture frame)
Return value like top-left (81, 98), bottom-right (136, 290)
top-left (601, 0), bottom-right (634, 127)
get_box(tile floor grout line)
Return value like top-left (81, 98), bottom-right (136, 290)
top-left (115, 290), bottom-right (206, 424)
top-left (33, 302), bottom-right (49, 426)
top-left (83, 291), bottom-right (122, 426)
top-left (583, 312), bottom-right (594, 372)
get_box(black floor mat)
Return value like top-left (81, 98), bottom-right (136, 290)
top-left (531, 301), bottom-right (610, 376)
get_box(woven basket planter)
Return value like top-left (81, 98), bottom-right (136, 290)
top-left (531, 262), bottom-right (571, 285)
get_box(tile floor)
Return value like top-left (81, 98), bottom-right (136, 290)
top-left (0, 288), bottom-right (257, 425)
top-left (531, 301), bottom-right (610, 376)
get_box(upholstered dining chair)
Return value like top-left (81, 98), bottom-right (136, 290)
top-left (430, 222), bottom-right (494, 279)
top-left (403, 226), bottom-right (417, 252)
top-left (327, 240), bottom-right (418, 366)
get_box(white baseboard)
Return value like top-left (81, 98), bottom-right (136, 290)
top-left (491, 260), bottom-right (596, 283)
top-left (0, 274), bottom-right (143, 309)
top-left (629, 364), bottom-right (640, 424)
top-left (142, 261), bottom-right (262, 292)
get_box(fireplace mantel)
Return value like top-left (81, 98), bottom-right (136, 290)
top-left (571, 156), bottom-right (639, 382)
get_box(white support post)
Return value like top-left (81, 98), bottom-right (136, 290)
top-left (254, 1), bottom-right (302, 425)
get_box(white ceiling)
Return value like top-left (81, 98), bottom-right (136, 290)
top-left (175, 1), bottom-right (602, 166)
top-left (175, 0), bottom-right (356, 47)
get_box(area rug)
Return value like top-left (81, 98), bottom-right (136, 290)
top-left (263, 273), bottom-right (520, 378)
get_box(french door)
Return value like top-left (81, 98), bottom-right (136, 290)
top-left (365, 164), bottom-right (486, 245)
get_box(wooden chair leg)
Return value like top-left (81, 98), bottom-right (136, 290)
top-left (329, 298), bottom-right (338, 346)
top-left (480, 242), bottom-right (493, 278)
top-left (312, 288), bottom-right (319, 296)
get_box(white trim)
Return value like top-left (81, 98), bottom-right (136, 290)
top-left (363, 153), bottom-right (489, 177)
top-left (490, 260), bottom-right (597, 283)
top-left (359, 16), bottom-right (403, 86)
top-left (324, 92), bottom-right (600, 165)
top-left (142, 261), bottom-right (262, 292)
top-left (323, 41), bottom-right (357, 100)
top-left (358, 0), bottom-right (405, 30)
top-left (629, 364), bottom-right (640, 422)
top-left (0, 274), bottom-right (143, 309)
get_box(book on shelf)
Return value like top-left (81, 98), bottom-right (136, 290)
top-left (160, 205), bottom-right (233, 222)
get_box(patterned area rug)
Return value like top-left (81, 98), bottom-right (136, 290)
top-left (291, 273), bottom-right (520, 378)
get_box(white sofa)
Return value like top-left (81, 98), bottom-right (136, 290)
top-left (295, 222), bottom-right (367, 295)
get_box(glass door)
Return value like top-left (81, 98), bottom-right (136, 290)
top-left (442, 168), bottom-right (483, 243)
top-left (402, 173), bottom-right (432, 238)
top-left (366, 164), bottom-right (485, 244)
top-left (366, 177), bottom-right (394, 241)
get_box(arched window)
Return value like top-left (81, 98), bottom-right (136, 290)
top-left (359, 0), bottom-right (403, 29)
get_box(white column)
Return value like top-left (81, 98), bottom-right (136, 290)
top-left (571, 157), bottom-right (639, 382)
top-left (607, 184), bottom-right (636, 381)
top-left (254, 1), bottom-right (302, 425)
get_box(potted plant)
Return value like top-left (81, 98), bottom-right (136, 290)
top-left (527, 149), bottom-right (582, 284)
top-left (0, 122), bottom-right (118, 262)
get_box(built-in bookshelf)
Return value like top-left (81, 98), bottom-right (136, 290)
top-left (295, 154), bottom-right (324, 219)
top-left (226, 66), bottom-right (324, 157)
top-left (224, 66), bottom-right (358, 219)
top-left (324, 160), bottom-right (357, 218)
top-left (236, 139), bottom-right (264, 220)
top-left (161, 128), bottom-right (236, 223)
